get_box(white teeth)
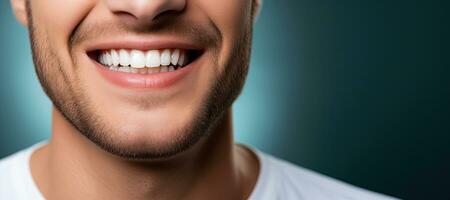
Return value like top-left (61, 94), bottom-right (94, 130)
top-left (146, 50), bottom-right (160, 68)
top-left (160, 49), bottom-right (171, 66)
top-left (100, 54), bottom-right (105, 64)
top-left (138, 68), bottom-right (147, 74)
top-left (98, 48), bottom-right (190, 74)
top-left (130, 50), bottom-right (146, 68)
top-left (130, 67), bottom-right (139, 73)
top-left (118, 66), bottom-right (130, 72)
top-left (171, 49), bottom-right (180, 65)
top-left (110, 66), bottom-right (119, 71)
top-left (105, 52), bottom-right (112, 66)
top-left (99, 54), bottom-right (105, 64)
top-left (168, 66), bottom-right (175, 72)
top-left (148, 67), bottom-right (160, 74)
top-left (178, 51), bottom-right (185, 66)
top-left (119, 49), bottom-right (130, 66)
top-left (160, 66), bottom-right (169, 73)
top-left (110, 49), bottom-right (120, 67)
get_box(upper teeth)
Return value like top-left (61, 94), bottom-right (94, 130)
top-left (99, 49), bottom-right (187, 68)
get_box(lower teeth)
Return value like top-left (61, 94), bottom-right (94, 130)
top-left (107, 65), bottom-right (180, 74)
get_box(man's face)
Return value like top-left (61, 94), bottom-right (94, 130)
top-left (21, 0), bottom-right (255, 159)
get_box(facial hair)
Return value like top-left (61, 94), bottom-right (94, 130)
top-left (26, 1), bottom-right (253, 160)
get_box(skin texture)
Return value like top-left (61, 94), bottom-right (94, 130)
top-left (10, 0), bottom-right (261, 199)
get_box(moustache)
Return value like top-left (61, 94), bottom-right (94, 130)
top-left (69, 16), bottom-right (222, 51)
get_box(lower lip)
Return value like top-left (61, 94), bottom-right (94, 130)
top-left (94, 61), bottom-right (194, 89)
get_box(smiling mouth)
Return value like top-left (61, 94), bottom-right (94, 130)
top-left (90, 48), bottom-right (202, 74)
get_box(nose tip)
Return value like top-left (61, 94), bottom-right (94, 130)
top-left (105, 0), bottom-right (186, 21)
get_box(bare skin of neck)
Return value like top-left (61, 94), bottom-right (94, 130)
top-left (30, 108), bottom-right (259, 200)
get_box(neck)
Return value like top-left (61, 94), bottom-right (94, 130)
top-left (30, 107), bottom-right (258, 200)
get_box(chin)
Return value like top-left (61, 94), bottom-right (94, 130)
top-left (81, 103), bottom-right (203, 159)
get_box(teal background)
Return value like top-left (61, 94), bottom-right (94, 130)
top-left (1, 1), bottom-right (449, 199)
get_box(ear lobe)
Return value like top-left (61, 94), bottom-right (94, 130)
top-left (10, 0), bottom-right (28, 26)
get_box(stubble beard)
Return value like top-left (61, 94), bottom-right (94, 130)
top-left (26, 2), bottom-right (253, 160)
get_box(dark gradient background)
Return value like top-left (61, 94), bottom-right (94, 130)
top-left (1, 1), bottom-right (449, 199)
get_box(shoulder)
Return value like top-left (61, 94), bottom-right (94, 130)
top-left (0, 148), bottom-right (29, 199)
top-left (249, 150), bottom-right (400, 200)
top-left (0, 143), bottom-right (44, 200)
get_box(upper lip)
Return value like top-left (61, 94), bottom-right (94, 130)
top-left (84, 35), bottom-right (204, 52)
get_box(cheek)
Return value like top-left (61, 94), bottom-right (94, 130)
top-left (201, 0), bottom-right (251, 33)
top-left (31, 0), bottom-right (96, 63)
top-left (195, 0), bottom-right (252, 67)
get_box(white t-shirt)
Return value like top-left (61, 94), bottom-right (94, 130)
top-left (0, 142), bottom-right (398, 200)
